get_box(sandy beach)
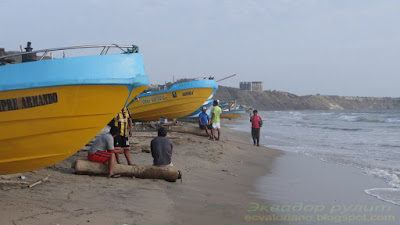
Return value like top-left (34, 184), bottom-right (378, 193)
top-left (1, 121), bottom-right (399, 225)
top-left (0, 122), bottom-right (281, 225)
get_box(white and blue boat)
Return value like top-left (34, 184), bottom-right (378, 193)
top-left (187, 98), bottom-right (214, 118)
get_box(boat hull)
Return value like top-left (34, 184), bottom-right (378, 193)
top-left (187, 99), bottom-right (213, 118)
top-left (0, 85), bottom-right (147, 174)
top-left (128, 80), bottom-right (218, 121)
top-left (129, 88), bottom-right (214, 121)
top-left (0, 52), bottom-right (149, 174)
top-left (221, 110), bottom-right (246, 119)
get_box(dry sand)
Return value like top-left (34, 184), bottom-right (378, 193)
top-left (0, 122), bottom-right (282, 225)
top-left (2, 120), bottom-right (399, 225)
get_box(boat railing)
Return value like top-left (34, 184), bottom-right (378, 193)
top-left (193, 76), bottom-right (215, 80)
top-left (0, 44), bottom-right (139, 61)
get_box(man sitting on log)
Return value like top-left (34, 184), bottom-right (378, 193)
top-left (87, 126), bottom-right (124, 178)
top-left (151, 127), bottom-right (173, 167)
top-left (198, 106), bottom-right (212, 137)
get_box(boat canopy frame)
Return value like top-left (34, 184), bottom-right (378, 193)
top-left (0, 44), bottom-right (139, 61)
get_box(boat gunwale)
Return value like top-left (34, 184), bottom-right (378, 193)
top-left (135, 79), bottom-right (218, 98)
top-left (0, 78), bottom-right (148, 92)
top-left (0, 54), bottom-right (149, 92)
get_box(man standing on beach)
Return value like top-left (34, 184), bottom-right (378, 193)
top-left (87, 126), bottom-right (123, 178)
top-left (151, 127), bottom-right (173, 166)
top-left (198, 106), bottom-right (211, 137)
top-left (250, 110), bottom-right (263, 146)
top-left (210, 100), bottom-right (222, 141)
top-left (113, 107), bottom-right (133, 165)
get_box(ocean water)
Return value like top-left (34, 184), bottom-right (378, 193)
top-left (226, 110), bottom-right (400, 206)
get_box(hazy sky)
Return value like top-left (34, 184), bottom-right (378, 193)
top-left (2, 0), bottom-right (399, 97)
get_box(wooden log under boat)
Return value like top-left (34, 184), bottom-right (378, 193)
top-left (73, 160), bottom-right (180, 182)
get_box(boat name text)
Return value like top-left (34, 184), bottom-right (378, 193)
top-left (141, 94), bottom-right (168, 104)
top-left (182, 91), bottom-right (193, 96)
top-left (0, 92), bottom-right (58, 112)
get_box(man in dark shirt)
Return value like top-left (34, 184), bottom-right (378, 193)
top-left (151, 127), bottom-right (173, 166)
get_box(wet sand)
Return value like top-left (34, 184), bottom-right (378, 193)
top-left (0, 121), bottom-right (399, 225)
top-left (251, 153), bottom-right (400, 225)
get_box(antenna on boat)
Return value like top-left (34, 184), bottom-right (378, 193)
top-left (217, 74), bottom-right (236, 82)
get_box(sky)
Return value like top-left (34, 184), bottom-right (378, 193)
top-left (1, 0), bottom-right (400, 97)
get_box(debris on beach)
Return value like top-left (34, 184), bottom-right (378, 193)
top-left (28, 175), bottom-right (50, 188)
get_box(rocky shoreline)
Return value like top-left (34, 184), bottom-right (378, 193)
top-left (215, 86), bottom-right (400, 111)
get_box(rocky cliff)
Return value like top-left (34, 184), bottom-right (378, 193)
top-left (214, 86), bottom-right (400, 111)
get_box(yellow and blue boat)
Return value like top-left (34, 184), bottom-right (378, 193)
top-left (221, 110), bottom-right (247, 119)
top-left (0, 44), bottom-right (149, 174)
top-left (219, 101), bottom-right (246, 119)
top-left (127, 79), bottom-right (218, 121)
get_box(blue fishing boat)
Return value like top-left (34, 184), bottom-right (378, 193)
top-left (0, 44), bottom-right (149, 174)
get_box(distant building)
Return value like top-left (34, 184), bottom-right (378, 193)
top-left (239, 82), bottom-right (252, 90)
top-left (252, 81), bottom-right (263, 91)
top-left (240, 81), bottom-right (263, 91)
